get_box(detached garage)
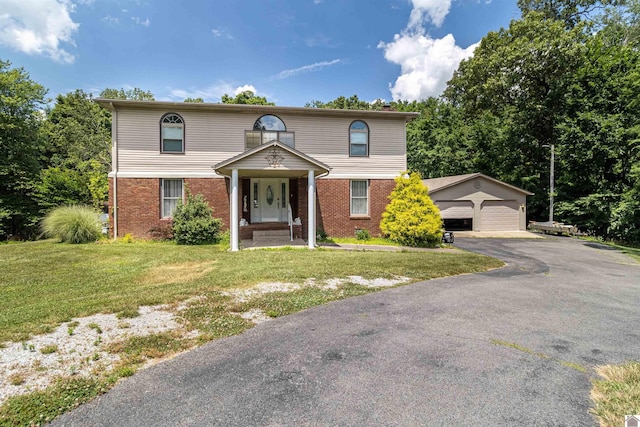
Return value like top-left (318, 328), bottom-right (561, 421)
top-left (422, 173), bottom-right (533, 232)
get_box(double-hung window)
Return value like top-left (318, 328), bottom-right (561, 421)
top-left (350, 180), bottom-right (369, 216)
top-left (161, 179), bottom-right (183, 218)
top-left (349, 120), bottom-right (369, 157)
top-left (161, 113), bottom-right (184, 153)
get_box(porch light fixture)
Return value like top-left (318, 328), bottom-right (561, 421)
top-left (265, 147), bottom-right (284, 168)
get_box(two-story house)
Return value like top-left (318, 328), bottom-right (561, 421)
top-left (97, 99), bottom-right (419, 250)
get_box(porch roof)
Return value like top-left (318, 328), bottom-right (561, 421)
top-left (214, 141), bottom-right (331, 178)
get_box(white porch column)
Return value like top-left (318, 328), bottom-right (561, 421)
top-left (308, 169), bottom-right (316, 249)
top-left (230, 168), bottom-right (239, 252)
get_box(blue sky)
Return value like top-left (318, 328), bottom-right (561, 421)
top-left (0, 0), bottom-right (521, 106)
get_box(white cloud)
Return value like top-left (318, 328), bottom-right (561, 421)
top-left (167, 82), bottom-right (260, 102)
top-left (379, 33), bottom-right (477, 101)
top-left (0, 0), bottom-right (79, 63)
top-left (102, 15), bottom-right (119, 26)
top-left (275, 59), bottom-right (341, 80)
top-left (378, 0), bottom-right (478, 100)
top-left (304, 34), bottom-right (336, 48)
top-left (212, 27), bottom-right (233, 40)
top-left (234, 84), bottom-right (256, 95)
top-left (408, 0), bottom-right (451, 29)
top-left (131, 16), bottom-right (150, 27)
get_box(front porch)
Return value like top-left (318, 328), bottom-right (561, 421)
top-left (214, 141), bottom-right (331, 251)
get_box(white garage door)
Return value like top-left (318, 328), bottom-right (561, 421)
top-left (436, 201), bottom-right (474, 219)
top-left (480, 200), bottom-right (519, 231)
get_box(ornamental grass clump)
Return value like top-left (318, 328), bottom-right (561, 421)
top-left (380, 172), bottom-right (443, 247)
top-left (172, 193), bottom-right (222, 245)
top-left (41, 205), bottom-right (102, 244)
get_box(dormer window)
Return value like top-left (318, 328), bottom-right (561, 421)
top-left (245, 114), bottom-right (294, 150)
top-left (161, 113), bottom-right (184, 153)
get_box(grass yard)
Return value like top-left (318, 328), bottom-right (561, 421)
top-left (591, 362), bottom-right (640, 427)
top-left (0, 239), bottom-right (500, 343)
top-left (0, 239), bottom-right (501, 426)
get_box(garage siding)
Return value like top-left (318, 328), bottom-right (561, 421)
top-left (480, 200), bottom-right (520, 231)
top-left (436, 201), bottom-right (474, 219)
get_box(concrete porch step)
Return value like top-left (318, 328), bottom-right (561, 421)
top-left (252, 229), bottom-right (290, 239)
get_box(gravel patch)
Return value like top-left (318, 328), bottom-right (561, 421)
top-left (0, 304), bottom-right (183, 405)
top-left (0, 275), bottom-right (413, 405)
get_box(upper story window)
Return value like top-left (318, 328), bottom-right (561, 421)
top-left (161, 113), bottom-right (184, 153)
top-left (349, 120), bottom-right (369, 157)
top-left (245, 114), bottom-right (294, 150)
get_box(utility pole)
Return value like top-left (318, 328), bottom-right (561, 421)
top-left (549, 144), bottom-right (555, 223)
top-left (543, 143), bottom-right (555, 223)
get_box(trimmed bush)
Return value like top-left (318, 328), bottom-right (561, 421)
top-left (172, 193), bottom-right (222, 245)
top-left (380, 172), bottom-right (443, 247)
top-left (355, 228), bottom-right (371, 240)
top-left (41, 205), bottom-right (102, 244)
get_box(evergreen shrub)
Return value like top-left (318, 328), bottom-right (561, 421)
top-left (380, 172), bottom-right (443, 247)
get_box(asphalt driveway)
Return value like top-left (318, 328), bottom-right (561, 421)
top-left (52, 237), bottom-right (640, 426)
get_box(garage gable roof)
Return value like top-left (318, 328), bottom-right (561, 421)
top-left (422, 173), bottom-right (533, 196)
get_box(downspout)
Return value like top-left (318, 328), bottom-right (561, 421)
top-left (111, 103), bottom-right (118, 240)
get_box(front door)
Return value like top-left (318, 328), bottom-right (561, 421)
top-left (252, 178), bottom-right (288, 222)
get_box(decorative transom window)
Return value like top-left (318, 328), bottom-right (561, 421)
top-left (349, 120), bottom-right (369, 157)
top-left (350, 180), bottom-right (369, 216)
top-left (245, 114), bottom-right (294, 150)
top-left (161, 113), bottom-right (184, 153)
top-left (161, 178), bottom-right (183, 218)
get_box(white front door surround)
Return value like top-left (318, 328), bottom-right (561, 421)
top-left (251, 178), bottom-right (288, 223)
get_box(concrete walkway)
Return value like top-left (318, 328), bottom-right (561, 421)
top-left (241, 230), bottom-right (543, 250)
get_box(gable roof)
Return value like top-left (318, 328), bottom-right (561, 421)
top-left (95, 98), bottom-right (420, 121)
top-left (214, 141), bottom-right (331, 178)
top-left (422, 173), bottom-right (534, 195)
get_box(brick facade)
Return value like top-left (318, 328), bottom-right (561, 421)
top-left (316, 179), bottom-right (395, 238)
top-left (108, 177), bottom-right (230, 238)
top-left (109, 177), bottom-right (395, 240)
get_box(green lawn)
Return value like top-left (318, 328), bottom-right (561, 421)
top-left (0, 240), bottom-right (502, 343)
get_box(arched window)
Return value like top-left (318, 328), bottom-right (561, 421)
top-left (349, 120), bottom-right (369, 157)
top-left (161, 113), bottom-right (184, 153)
top-left (245, 115), bottom-right (294, 149)
top-left (254, 115), bottom-right (286, 131)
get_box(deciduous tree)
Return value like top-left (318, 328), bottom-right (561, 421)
top-left (0, 60), bottom-right (47, 239)
top-left (221, 91), bottom-right (273, 105)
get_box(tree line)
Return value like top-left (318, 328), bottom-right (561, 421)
top-left (310, 0), bottom-right (640, 243)
top-left (1, 0), bottom-right (638, 242)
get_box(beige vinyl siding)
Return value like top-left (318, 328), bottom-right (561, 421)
top-left (114, 108), bottom-right (407, 179)
top-left (230, 150), bottom-right (320, 172)
top-left (288, 115), bottom-right (406, 178)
